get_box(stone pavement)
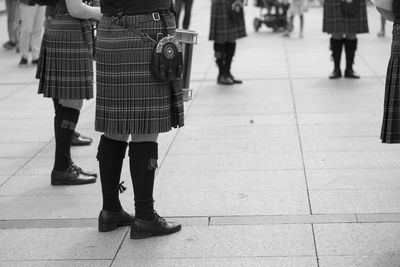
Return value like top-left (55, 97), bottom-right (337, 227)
top-left (1, 2), bottom-right (400, 267)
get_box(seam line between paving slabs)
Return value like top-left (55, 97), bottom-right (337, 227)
top-left (3, 214), bottom-right (400, 229)
top-left (283, 38), bottom-right (313, 215)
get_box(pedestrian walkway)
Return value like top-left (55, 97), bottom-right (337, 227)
top-left (1, 2), bottom-right (400, 267)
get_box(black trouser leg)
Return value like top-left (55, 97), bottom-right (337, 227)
top-left (344, 38), bottom-right (360, 78)
top-left (175, 0), bottom-right (182, 27)
top-left (329, 38), bottom-right (343, 79)
top-left (129, 142), bottom-right (158, 221)
top-left (97, 135), bottom-right (128, 212)
top-left (53, 99), bottom-right (80, 171)
top-left (183, 0), bottom-right (193, 29)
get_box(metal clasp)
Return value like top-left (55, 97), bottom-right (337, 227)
top-left (152, 12), bottom-right (160, 21)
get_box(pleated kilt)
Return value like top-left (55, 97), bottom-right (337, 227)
top-left (209, 0), bottom-right (247, 42)
top-left (95, 13), bottom-right (184, 135)
top-left (381, 25), bottom-right (400, 143)
top-left (322, 0), bottom-right (369, 34)
top-left (36, 15), bottom-right (94, 100)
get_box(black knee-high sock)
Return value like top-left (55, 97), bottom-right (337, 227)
top-left (53, 102), bottom-right (80, 171)
top-left (225, 42), bottom-right (236, 75)
top-left (129, 142), bottom-right (158, 221)
top-left (214, 42), bottom-right (226, 76)
top-left (97, 135), bottom-right (128, 212)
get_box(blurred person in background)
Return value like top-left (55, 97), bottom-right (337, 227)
top-left (3, 0), bottom-right (19, 50)
top-left (209, 0), bottom-right (247, 85)
top-left (283, 0), bottom-right (308, 38)
top-left (175, 0), bottom-right (193, 29)
top-left (322, 0), bottom-right (369, 79)
top-left (378, 15), bottom-right (386, 37)
top-left (36, 0), bottom-right (101, 185)
top-left (18, 0), bottom-right (45, 67)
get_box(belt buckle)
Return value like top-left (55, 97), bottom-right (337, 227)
top-left (152, 12), bottom-right (160, 21)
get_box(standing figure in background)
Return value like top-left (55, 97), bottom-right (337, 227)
top-left (209, 0), bottom-right (247, 85)
top-left (283, 0), bottom-right (308, 38)
top-left (18, 0), bottom-right (46, 67)
top-left (3, 0), bottom-right (19, 50)
top-left (175, 0), bottom-right (194, 29)
top-left (36, 0), bottom-right (101, 185)
top-left (378, 15), bottom-right (386, 37)
top-left (323, 0), bottom-right (369, 79)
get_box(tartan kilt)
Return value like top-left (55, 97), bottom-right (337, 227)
top-left (209, 0), bottom-right (247, 42)
top-left (322, 0), bottom-right (369, 34)
top-left (95, 14), bottom-right (184, 135)
top-left (381, 25), bottom-right (400, 143)
top-left (36, 15), bottom-right (94, 100)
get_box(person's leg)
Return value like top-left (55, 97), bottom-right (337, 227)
top-left (225, 41), bottom-right (242, 84)
top-left (128, 134), bottom-right (181, 239)
top-left (30, 5), bottom-right (45, 62)
top-left (97, 133), bottom-right (134, 232)
top-left (329, 33), bottom-right (344, 79)
top-left (214, 41), bottom-right (233, 85)
top-left (299, 14), bottom-right (304, 38)
top-left (3, 0), bottom-right (18, 49)
top-left (19, 3), bottom-right (35, 65)
top-left (182, 0), bottom-right (193, 29)
top-left (51, 99), bottom-right (97, 185)
top-left (283, 15), bottom-right (294, 36)
top-left (343, 33), bottom-right (360, 78)
top-left (378, 15), bottom-right (386, 37)
top-left (174, 0), bottom-right (183, 28)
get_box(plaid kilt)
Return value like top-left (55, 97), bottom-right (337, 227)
top-left (36, 15), bottom-right (94, 100)
top-left (322, 0), bottom-right (369, 34)
top-left (95, 14), bottom-right (184, 135)
top-left (209, 0), bottom-right (247, 42)
top-left (381, 25), bottom-right (400, 143)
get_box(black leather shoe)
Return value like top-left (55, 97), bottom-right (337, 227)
top-left (130, 213), bottom-right (182, 239)
top-left (344, 69), bottom-right (360, 79)
top-left (98, 209), bottom-right (135, 232)
top-left (329, 69), bottom-right (342, 79)
top-left (71, 131), bottom-right (93, 146)
top-left (70, 163), bottom-right (97, 178)
top-left (51, 166), bottom-right (97, 185)
top-left (227, 73), bottom-right (243, 84)
top-left (217, 74), bottom-right (234, 85)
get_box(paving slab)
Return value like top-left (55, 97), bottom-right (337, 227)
top-left (314, 223), bottom-right (400, 256)
top-left (0, 228), bottom-right (127, 260)
top-left (299, 123), bottom-right (378, 137)
top-left (177, 124), bottom-right (300, 140)
top-left (0, 176), bottom-right (9, 186)
top-left (0, 84), bottom-right (27, 100)
top-left (356, 213), bottom-right (400, 223)
top-left (113, 257), bottom-right (318, 267)
top-left (318, 255), bottom-right (400, 267)
top-left (114, 225), bottom-right (315, 260)
top-left (310, 189), bottom-right (400, 214)
top-left (0, 142), bottom-right (47, 158)
top-left (307, 169), bottom-right (400, 190)
top-left (0, 260), bottom-right (112, 267)
top-left (156, 169), bottom-right (307, 193)
top-left (303, 151), bottom-right (400, 169)
top-left (297, 113), bottom-right (381, 125)
top-left (0, 158), bottom-right (30, 176)
top-left (161, 152), bottom-right (303, 172)
top-left (0, 130), bottom-right (54, 143)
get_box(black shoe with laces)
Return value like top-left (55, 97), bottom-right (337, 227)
top-left (51, 166), bottom-right (97, 185)
top-left (98, 209), bottom-right (135, 232)
top-left (130, 212), bottom-right (182, 239)
top-left (19, 57), bottom-right (29, 68)
top-left (69, 162), bottom-right (97, 178)
top-left (71, 131), bottom-right (93, 146)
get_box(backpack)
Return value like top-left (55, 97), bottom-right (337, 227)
top-left (33, 0), bottom-right (56, 6)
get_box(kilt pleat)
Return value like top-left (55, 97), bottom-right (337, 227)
top-left (322, 0), bottom-right (369, 34)
top-left (95, 14), bottom-right (184, 135)
top-left (209, 0), bottom-right (247, 42)
top-left (381, 25), bottom-right (400, 143)
top-left (37, 15), bottom-right (94, 99)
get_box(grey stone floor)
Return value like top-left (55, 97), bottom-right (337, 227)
top-left (1, 2), bottom-right (400, 267)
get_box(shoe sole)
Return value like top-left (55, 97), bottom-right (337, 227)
top-left (130, 225), bottom-right (182, 239)
top-left (98, 222), bottom-right (132, 232)
top-left (51, 179), bottom-right (96, 186)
